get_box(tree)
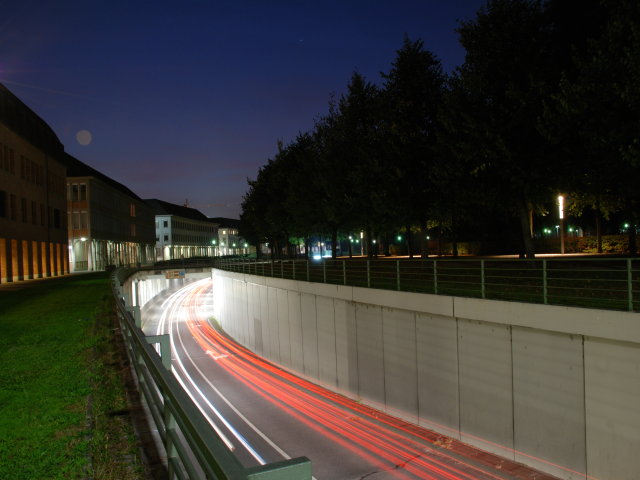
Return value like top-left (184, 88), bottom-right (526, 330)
top-left (455, 0), bottom-right (559, 258)
top-left (543, 0), bottom-right (640, 254)
top-left (331, 73), bottom-right (392, 258)
top-left (381, 36), bottom-right (446, 257)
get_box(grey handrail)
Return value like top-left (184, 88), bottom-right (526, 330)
top-left (112, 271), bottom-right (312, 479)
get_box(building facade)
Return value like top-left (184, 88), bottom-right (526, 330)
top-left (66, 154), bottom-right (155, 272)
top-left (209, 217), bottom-right (251, 256)
top-left (0, 83), bottom-right (68, 282)
top-left (146, 199), bottom-right (218, 261)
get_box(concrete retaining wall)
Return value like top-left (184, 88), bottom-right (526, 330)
top-left (123, 269), bottom-right (211, 308)
top-left (213, 268), bottom-right (640, 480)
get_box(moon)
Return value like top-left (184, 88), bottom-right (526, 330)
top-left (76, 130), bottom-right (92, 146)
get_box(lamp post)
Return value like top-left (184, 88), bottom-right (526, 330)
top-left (558, 195), bottom-right (565, 255)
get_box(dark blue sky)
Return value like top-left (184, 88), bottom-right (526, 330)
top-left (1, 0), bottom-right (484, 218)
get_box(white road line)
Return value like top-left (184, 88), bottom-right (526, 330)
top-left (154, 279), bottom-right (319, 478)
top-left (165, 280), bottom-right (267, 464)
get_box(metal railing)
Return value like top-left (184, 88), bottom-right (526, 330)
top-left (111, 271), bottom-right (312, 479)
top-left (215, 257), bottom-right (640, 312)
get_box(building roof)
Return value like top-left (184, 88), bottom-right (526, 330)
top-left (208, 217), bottom-right (241, 229)
top-left (63, 153), bottom-right (143, 201)
top-left (0, 83), bottom-right (64, 158)
top-left (145, 199), bottom-right (209, 222)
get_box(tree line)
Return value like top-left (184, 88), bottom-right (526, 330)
top-left (240, 0), bottom-right (640, 259)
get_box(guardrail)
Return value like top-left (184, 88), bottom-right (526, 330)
top-left (215, 257), bottom-right (640, 312)
top-left (111, 270), bottom-right (312, 479)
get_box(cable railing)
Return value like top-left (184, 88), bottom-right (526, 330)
top-left (111, 270), bottom-right (312, 480)
top-left (215, 257), bottom-right (640, 312)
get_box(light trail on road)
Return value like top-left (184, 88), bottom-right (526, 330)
top-left (151, 278), bottom-right (559, 480)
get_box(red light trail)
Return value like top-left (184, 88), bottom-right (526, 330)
top-left (166, 281), bottom-right (563, 480)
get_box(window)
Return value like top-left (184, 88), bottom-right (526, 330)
top-left (53, 208), bottom-right (61, 229)
top-left (0, 190), bottom-right (5, 217)
top-left (163, 220), bottom-right (168, 228)
top-left (21, 198), bottom-right (27, 222)
top-left (72, 184), bottom-right (79, 201)
top-left (73, 212), bottom-right (80, 230)
top-left (31, 201), bottom-right (37, 224)
top-left (80, 212), bottom-right (87, 230)
top-left (9, 149), bottom-right (15, 174)
top-left (129, 203), bottom-right (135, 217)
top-left (40, 204), bottom-right (45, 226)
top-left (164, 234), bottom-right (168, 241)
top-left (10, 194), bottom-right (16, 220)
top-left (130, 224), bottom-right (136, 236)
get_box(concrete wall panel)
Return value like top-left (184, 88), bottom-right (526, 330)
top-left (235, 279), bottom-right (249, 344)
top-left (316, 296), bottom-right (338, 388)
top-left (287, 291), bottom-right (304, 372)
top-left (266, 287), bottom-right (280, 362)
top-left (300, 293), bottom-right (319, 378)
top-left (382, 308), bottom-right (418, 422)
top-left (246, 282), bottom-right (259, 351)
top-left (277, 288), bottom-right (291, 368)
top-left (209, 268), bottom-right (640, 480)
top-left (257, 285), bottom-right (269, 357)
top-left (416, 313), bottom-right (459, 436)
top-left (512, 328), bottom-right (585, 479)
top-left (458, 318), bottom-right (514, 458)
top-left (454, 296), bottom-right (640, 345)
top-left (354, 287), bottom-right (453, 317)
top-left (585, 338), bottom-right (640, 480)
top-left (334, 299), bottom-right (358, 394)
top-left (356, 303), bottom-right (385, 406)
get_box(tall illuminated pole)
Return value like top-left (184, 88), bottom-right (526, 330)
top-left (558, 195), bottom-right (565, 255)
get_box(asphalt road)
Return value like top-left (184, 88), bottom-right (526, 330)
top-left (141, 278), bottom-right (558, 480)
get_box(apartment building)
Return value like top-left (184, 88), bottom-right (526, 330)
top-left (65, 154), bottom-right (155, 271)
top-left (146, 199), bottom-right (218, 261)
top-left (0, 83), bottom-right (68, 282)
top-left (208, 217), bottom-right (251, 256)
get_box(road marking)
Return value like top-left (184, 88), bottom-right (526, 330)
top-left (167, 281), bottom-right (268, 465)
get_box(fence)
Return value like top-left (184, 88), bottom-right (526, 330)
top-left (111, 271), bottom-right (312, 479)
top-left (215, 257), bottom-right (640, 312)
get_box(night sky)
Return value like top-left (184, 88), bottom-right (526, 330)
top-left (1, 0), bottom-right (484, 219)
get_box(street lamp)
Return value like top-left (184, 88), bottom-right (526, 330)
top-left (558, 195), bottom-right (565, 254)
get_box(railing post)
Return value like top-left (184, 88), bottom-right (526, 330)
top-left (543, 259), bottom-right (548, 304)
top-left (126, 305), bottom-right (141, 327)
top-left (306, 260), bottom-right (310, 282)
top-left (270, 260), bottom-right (274, 277)
top-left (323, 260), bottom-right (327, 284)
top-left (433, 260), bottom-right (438, 295)
top-left (146, 334), bottom-right (172, 370)
top-left (164, 397), bottom-right (179, 479)
top-left (343, 260), bottom-right (346, 285)
top-left (480, 259), bottom-right (485, 299)
top-left (396, 260), bottom-right (400, 291)
top-left (628, 258), bottom-right (633, 311)
top-left (367, 260), bottom-right (371, 288)
top-left (293, 260), bottom-right (296, 280)
top-left (281, 260), bottom-right (284, 278)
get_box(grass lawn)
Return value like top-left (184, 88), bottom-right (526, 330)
top-left (0, 273), bottom-right (147, 479)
